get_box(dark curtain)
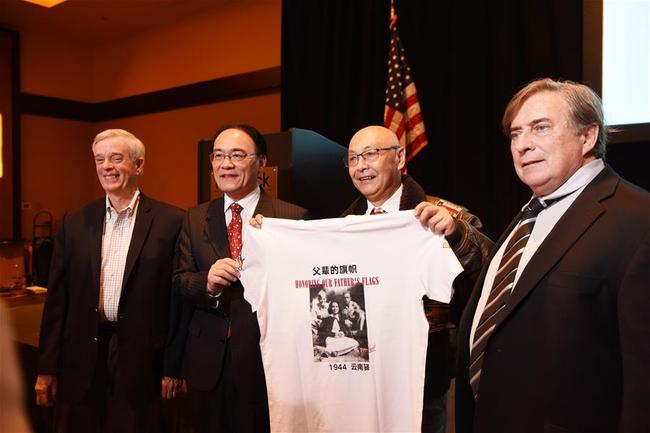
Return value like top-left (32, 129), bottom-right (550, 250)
top-left (281, 0), bottom-right (583, 239)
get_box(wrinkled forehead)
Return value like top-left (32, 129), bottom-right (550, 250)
top-left (92, 136), bottom-right (129, 155)
top-left (349, 139), bottom-right (386, 154)
top-left (349, 127), bottom-right (399, 153)
top-left (349, 140), bottom-right (381, 154)
top-left (511, 91), bottom-right (568, 128)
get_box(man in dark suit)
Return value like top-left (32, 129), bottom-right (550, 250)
top-left (341, 125), bottom-right (492, 433)
top-left (456, 78), bottom-right (650, 433)
top-left (173, 124), bottom-right (308, 433)
top-left (35, 129), bottom-right (185, 433)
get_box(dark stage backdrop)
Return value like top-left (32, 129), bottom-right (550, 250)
top-left (281, 0), bottom-right (583, 239)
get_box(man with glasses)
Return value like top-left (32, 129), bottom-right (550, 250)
top-left (341, 125), bottom-right (492, 433)
top-left (173, 123), bottom-right (308, 433)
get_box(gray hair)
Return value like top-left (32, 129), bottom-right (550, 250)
top-left (502, 78), bottom-right (609, 158)
top-left (92, 129), bottom-right (145, 160)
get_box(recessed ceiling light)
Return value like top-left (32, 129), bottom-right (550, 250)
top-left (22, 0), bottom-right (68, 8)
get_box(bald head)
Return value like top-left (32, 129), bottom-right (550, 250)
top-left (349, 126), bottom-right (401, 149)
top-left (347, 125), bottom-right (405, 206)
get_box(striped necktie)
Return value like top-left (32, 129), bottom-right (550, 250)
top-left (469, 197), bottom-right (549, 398)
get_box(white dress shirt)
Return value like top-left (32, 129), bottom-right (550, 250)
top-left (365, 184), bottom-right (403, 214)
top-left (208, 187), bottom-right (262, 301)
top-left (100, 190), bottom-right (140, 322)
top-left (223, 186), bottom-right (261, 235)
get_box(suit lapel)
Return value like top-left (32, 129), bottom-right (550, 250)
top-left (122, 194), bottom-right (153, 291)
top-left (497, 167), bottom-right (619, 326)
top-left (255, 190), bottom-right (277, 217)
top-left (459, 214), bottom-right (518, 360)
top-left (204, 196), bottom-right (231, 259)
top-left (88, 199), bottom-right (106, 300)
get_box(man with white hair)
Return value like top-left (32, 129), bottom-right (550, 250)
top-left (35, 129), bottom-right (185, 433)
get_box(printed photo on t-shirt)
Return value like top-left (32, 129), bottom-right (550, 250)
top-left (310, 283), bottom-right (369, 362)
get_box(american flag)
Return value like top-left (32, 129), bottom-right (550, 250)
top-left (383, 22), bottom-right (428, 162)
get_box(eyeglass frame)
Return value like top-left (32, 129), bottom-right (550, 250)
top-left (209, 151), bottom-right (261, 164)
top-left (343, 146), bottom-right (400, 167)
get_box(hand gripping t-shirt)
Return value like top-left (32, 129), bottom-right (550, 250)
top-left (240, 211), bottom-right (463, 433)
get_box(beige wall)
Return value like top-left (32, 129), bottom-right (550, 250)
top-left (20, 115), bottom-right (98, 239)
top-left (20, 33), bottom-right (93, 101)
top-left (18, 0), bottom-right (282, 239)
top-left (20, 0), bottom-right (281, 102)
top-left (90, 1), bottom-right (281, 101)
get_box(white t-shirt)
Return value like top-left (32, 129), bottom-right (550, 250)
top-left (240, 211), bottom-right (463, 433)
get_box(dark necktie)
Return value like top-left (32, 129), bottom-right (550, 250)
top-left (469, 197), bottom-right (548, 398)
top-left (370, 207), bottom-right (386, 215)
top-left (227, 203), bottom-right (243, 260)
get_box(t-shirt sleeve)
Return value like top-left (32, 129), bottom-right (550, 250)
top-left (420, 234), bottom-right (464, 303)
top-left (240, 226), bottom-right (269, 313)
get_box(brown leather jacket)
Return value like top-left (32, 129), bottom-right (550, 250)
top-left (341, 175), bottom-right (493, 332)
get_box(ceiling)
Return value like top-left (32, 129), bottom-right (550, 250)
top-left (0, 0), bottom-right (232, 46)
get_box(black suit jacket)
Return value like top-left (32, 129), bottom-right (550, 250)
top-left (173, 191), bottom-right (308, 402)
top-left (456, 165), bottom-right (650, 433)
top-left (37, 194), bottom-right (184, 409)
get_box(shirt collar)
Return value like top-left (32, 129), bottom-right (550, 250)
top-left (224, 186), bottom-right (261, 213)
top-left (366, 184), bottom-right (403, 214)
top-left (524, 158), bottom-right (605, 209)
top-left (106, 189), bottom-right (140, 217)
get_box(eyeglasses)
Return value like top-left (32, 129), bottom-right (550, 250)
top-left (343, 146), bottom-right (399, 167)
top-left (209, 151), bottom-right (259, 164)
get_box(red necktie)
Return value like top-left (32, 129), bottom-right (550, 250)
top-left (227, 203), bottom-right (243, 260)
top-left (370, 207), bottom-right (386, 215)
top-left (226, 203), bottom-right (243, 339)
